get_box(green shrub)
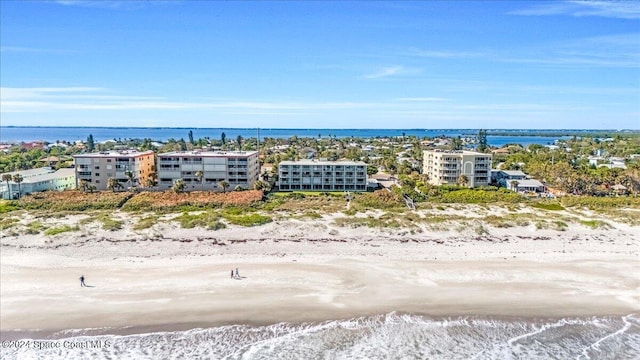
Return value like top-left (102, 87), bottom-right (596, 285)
top-left (0, 200), bottom-right (19, 213)
top-left (44, 225), bottom-right (79, 236)
top-left (223, 213), bottom-right (272, 226)
top-left (133, 215), bottom-right (159, 231)
top-left (302, 211), bottom-right (323, 219)
top-left (561, 196), bottom-right (640, 209)
top-left (174, 211), bottom-right (223, 229)
top-left (437, 189), bottom-right (524, 204)
top-left (0, 217), bottom-right (19, 230)
top-left (96, 214), bottom-right (124, 231)
top-left (531, 202), bottom-right (565, 211)
top-left (25, 221), bottom-right (46, 234)
top-left (579, 219), bottom-right (610, 229)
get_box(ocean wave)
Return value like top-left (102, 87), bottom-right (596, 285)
top-left (2, 313), bottom-right (638, 359)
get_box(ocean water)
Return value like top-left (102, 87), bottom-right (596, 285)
top-left (0, 127), bottom-right (563, 147)
top-left (2, 313), bottom-right (638, 359)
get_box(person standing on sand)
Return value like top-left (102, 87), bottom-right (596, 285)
top-left (80, 275), bottom-right (86, 287)
top-left (235, 268), bottom-right (239, 278)
top-left (231, 270), bottom-right (234, 279)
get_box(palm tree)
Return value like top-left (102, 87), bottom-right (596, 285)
top-left (457, 174), bottom-right (469, 187)
top-left (12, 174), bottom-right (23, 199)
top-left (195, 170), bottom-right (204, 191)
top-left (142, 177), bottom-right (155, 188)
top-left (2, 174), bottom-right (12, 199)
top-left (236, 135), bottom-right (243, 151)
top-left (107, 177), bottom-right (119, 192)
top-left (218, 180), bottom-right (229, 193)
top-left (172, 179), bottom-right (185, 193)
top-left (124, 170), bottom-right (137, 189)
top-left (79, 180), bottom-right (90, 192)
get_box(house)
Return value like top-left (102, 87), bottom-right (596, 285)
top-left (495, 170), bottom-right (527, 188)
top-left (508, 179), bottom-right (545, 193)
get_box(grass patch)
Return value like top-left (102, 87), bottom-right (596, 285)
top-left (300, 211), bottom-right (322, 219)
top-left (44, 225), bottom-right (79, 236)
top-left (96, 214), bottom-right (124, 231)
top-left (578, 219), bottom-right (610, 229)
top-left (531, 202), bottom-right (565, 211)
top-left (223, 213), bottom-right (272, 227)
top-left (0, 200), bottom-right (19, 213)
top-left (552, 221), bottom-right (568, 231)
top-left (0, 217), bottom-right (20, 230)
top-left (25, 221), bottom-right (46, 234)
top-left (475, 225), bottom-right (489, 235)
top-left (133, 215), bottom-right (160, 231)
top-left (173, 211), bottom-right (226, 230)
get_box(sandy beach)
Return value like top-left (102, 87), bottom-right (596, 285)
top-left (1, 205), bottom-right (639, 341)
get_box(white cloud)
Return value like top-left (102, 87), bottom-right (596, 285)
top-left (509, 0), bottom-right (640, 19)
top-left (393, 97), bottom-right (450, 102)
top-left (363, 66), bottom-right (421, 79)
top-left (0, 87), bottom-right (383, 113)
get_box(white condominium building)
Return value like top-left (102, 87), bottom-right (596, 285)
top-left (423, 150), bottom-right (492, 188)
top-left (0, 167), bottom-right (75, 199)
top-left (73, 150), bottom-right (155, 191)
top-left (278, 160), bottom-right (367, 191)
top-left (157, 151), bottom-right (259, 191)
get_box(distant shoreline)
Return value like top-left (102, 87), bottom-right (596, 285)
top-left (4, 126), bottom-right (638, 145)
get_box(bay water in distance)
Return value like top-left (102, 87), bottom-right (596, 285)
top-left (0, 127), bottom-right (569, 148)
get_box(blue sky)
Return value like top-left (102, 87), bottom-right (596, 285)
top-left (1, 0), bottom-right (638, 129)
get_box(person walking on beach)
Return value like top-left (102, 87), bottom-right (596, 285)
top-left (80, 275), bottom-right (86, 287)
top-left (235, 268), bottom-right (239, 278)
top-left (231, 270), bottom-right (234, 279)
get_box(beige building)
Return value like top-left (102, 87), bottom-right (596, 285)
top-left (423, 150), bottom-right (492, 187)
top-left (278, 160), bottom-right (367, 191)
top-left (73, 150), bottom-right (155, 190)
top-left (157, 151), bottom-right (259, 191)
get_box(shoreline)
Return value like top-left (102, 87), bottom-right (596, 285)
top-left (1, 209), bottom-right (638, 341)
top-left (2, 251), bottom-right (638, 339)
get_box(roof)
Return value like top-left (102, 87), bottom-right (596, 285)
top-left (514, 179), bottom-right (544, 187)
top-left (1, 167), bottom-right (54, 179)
top-left (500, 170), bottom-right (526, 176)
top-left (159, 150), bottom-right (257, 158)
top-left (21, 168), bottom-right (75, 184)
top-left (612, 184), bottom-right (627, 190)
top-left (424, 149), bottom-right (490, 156)
top-left (279, 159), bottom-right (366, 166)
top-left (74, 150), bottom-right (154, 158)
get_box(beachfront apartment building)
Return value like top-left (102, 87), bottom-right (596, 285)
top-left (1, 167), bottom-right (75, 199)
top-left (278, 160), bottom-right (367, 191)
top-left (423, 150), bottom-right (492, 188)
top-left (73, 150), bottom-right (155, 191)
top-left (157, 151), bottom-right (259, 191)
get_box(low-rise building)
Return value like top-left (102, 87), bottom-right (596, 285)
top-left (508, 179), bottom-right (545, 193)
top-left (278, 160), bottom-right (367, 191)
top-left (1, 167), bottom-right (75, 199)
top-left (422, 150), bottom-right (492, 188)
top-left (73, 150), bottom-right (155, 191)
top-left (157, 151), bottom-right (259, 191)
top-left (495, 170), bottom-right (527, 187)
